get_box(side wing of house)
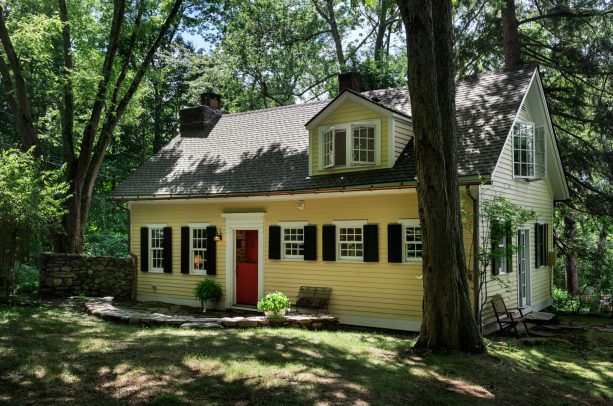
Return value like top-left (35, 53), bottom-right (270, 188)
top-left (480, 70), bottom-right (569, 327)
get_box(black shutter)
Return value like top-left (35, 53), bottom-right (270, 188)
top-left (322, 225), bottom-right (336, 261)
top-left (268, 225), bottom-right (281, 260)
top-left (535, 223), bottom-right (542, 267)
top-left (491, 220), bottom-right (500, 275)
top-left (544, 223), bottom-right (549, 266)
top-left (505, 222), bottom-right (513, 273)
top-left (206, 226), bottom-right (217, 275)
top-left (162, 227), bottom-right (172, 273)
top-left (363, 224), bottom-right (379, 262)
top-left (181, 226), bottom-right (190, 274)
top-left (303, 225), bottom-right (317, 261)
top-left (388, 224), bottom-right (403, 263)
top-left (140, 227), bottom-right (149, 272)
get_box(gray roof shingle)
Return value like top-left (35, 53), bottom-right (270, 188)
top-left (112, 65), bottom-right (536, 199)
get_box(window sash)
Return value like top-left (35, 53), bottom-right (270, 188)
top-left (404, 226), bottom-right (423, 261)
top-left (190, 227), bottom-right (208, 274)
top-left (513, 122), bottom-right (536, 179)
top-left (338, 226), bottom-right (363, 260)
top-left (352, 125), bottom-right (376, 164)
top-left (323, 129), bottom-right (334, 167)
top-left (149, 227), bottom-right (165, 272)
top-left (282, 227), bottom-right (305, 259)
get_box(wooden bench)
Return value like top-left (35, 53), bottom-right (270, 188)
top-left (292, 286), bottom-right (332, 315)
top-left (491, 294), bottom-right (529, 335)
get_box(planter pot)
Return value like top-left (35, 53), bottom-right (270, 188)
top-left (265, 309), bottom-right (287, 319)
top-left (201, 299), bottom-right (218, 313)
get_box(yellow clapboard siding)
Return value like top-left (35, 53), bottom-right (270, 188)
top-left (131, 191), bottom-right (440, 322)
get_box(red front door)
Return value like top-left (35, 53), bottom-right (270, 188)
top-left (236, 230), bottom-right (258, 305)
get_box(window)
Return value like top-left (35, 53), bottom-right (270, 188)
top-left (400, 220), bottom-right (422, 262)
top-left (335, 220), bottom-right (366, 261)
top-left (189, 224), bottom-right (209, 274)
top-left (149, 225), bottom-right (165, 273)
top-left (491, 220), bottom-right (510, 275)
top-left (352, 125), bottom-right (375, 164)
top-left (513, 122), bottom-right (535, 178)
top-left (280, 222), bottom-right (307, 259)
top-left (319, 120), bottom-right (380, 169)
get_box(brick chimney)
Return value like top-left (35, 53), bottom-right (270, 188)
top-left (179, 92), bottom-right (222, 138)
top-left (338, 72), bottom-right (362, 93)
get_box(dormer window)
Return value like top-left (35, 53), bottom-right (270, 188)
top-left (319, 119), bottom-right (380, 169)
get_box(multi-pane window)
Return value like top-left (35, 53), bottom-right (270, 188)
top-left (513, 122), bottom-right (535, 178)
top-left (281, 223), bottom-right (306, 259)
top-left (191, 227), bottom-right (208, 274)
top-left (319, 120), bottom-right (379, 169)
top-left (405, 226), bottom-right (423, 261)
top-left (149, 227), bottom-right (164, 272)
top-left (323, 129), bottom-right (334, 167)
top-left (336, 221), bottom-right (365, 260)
top-left (352, 125), bottom-right (375, 164)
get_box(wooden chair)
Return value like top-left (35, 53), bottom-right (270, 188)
top-left (292, 286), bottom-right (332, 315)
top-left (491, 294), bottom-right (529, 335)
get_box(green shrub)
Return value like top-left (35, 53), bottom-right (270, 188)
top-left (553, 287), bottom-right (573, 312)
top-left (193, 278), bottom-right (222, 310)
top-left (14, 263), bottom-right (39, 294)
top-left (257, 291), bottom-right (291, 313)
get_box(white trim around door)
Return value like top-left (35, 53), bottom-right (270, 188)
top-left (221, 213), bottom-right (265, 309)
top-left (517, 227), bottom-right (531, 307)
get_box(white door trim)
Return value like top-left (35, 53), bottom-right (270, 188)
top-left (221, 213), bottom-right (265, 308)
top-left (517, 227), bottom-right (531, 307)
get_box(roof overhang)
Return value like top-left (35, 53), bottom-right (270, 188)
top-left (305, 89), bottom-right (410, 130)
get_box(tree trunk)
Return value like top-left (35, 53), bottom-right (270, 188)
top-left (312, 0), bottom-right (346, 68)
top-left (563, 215), bottom-right (579, 295)
top-left (397, 0), bottom-right (484, 353)
top-left (374, 0), bottom-right (389, 62)
top-left (501, 0), bottom-right (521, 68)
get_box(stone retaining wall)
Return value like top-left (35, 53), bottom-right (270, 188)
top-left (39, 253), bottom-right (135, 299)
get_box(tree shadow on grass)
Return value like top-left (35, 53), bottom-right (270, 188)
top-left (0, 307), bottom-right (610, 405)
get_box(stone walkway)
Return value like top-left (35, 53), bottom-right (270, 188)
top-left (85, 297), bottom-right (338, 330)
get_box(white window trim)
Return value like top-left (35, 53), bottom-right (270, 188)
top-left (512, 120), bottom-right (537, 180)
top-left (279, 221), bottom-right (308, 260)
top-left (147, 224), bottom-right (166, 273)
top-left (399, 219), bottom-right (423, 263)
top-left (188, 223), bottom-right (210, 275)
top-left (334, 220), bottom-right (367, 262)
top-left (318, 119), bottom-right (381, 170)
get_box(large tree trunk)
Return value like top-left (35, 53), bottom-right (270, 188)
top-left (397, 0), bottom-right (484, 353)
top-left (563, 215), bottom-right (579, 295)
top-left (501, 0), bottom-right (521, 68)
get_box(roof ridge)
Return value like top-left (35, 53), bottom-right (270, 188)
top-left (226, 99), bottom-right (329, 117)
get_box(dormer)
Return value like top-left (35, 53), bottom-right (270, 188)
top-left (305, 75), bottom-right (413, 177)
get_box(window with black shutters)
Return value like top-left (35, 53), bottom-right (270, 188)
top-left (279, 222), bottom-right (307, 259)
top-left (189, 223), bottom-right (209, 274)
top-left (399, 219), bottom-right (422, 262)
top-left (148, 225), bottom-right (166, 273)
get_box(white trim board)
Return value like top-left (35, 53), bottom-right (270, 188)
top-left (222, 213), bottom-right (265, 309)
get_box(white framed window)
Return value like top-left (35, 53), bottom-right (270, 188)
top-left (334, 220), bottom-right (366, 261)
top-left (280, 221), bottom-right (307, 260)
top-left (148, 224), bottom-right (166, 273)
top-left (492, 220), bottom-right (509, 275)
top-left (496, 235), bottom-right (508, 275)
top-left (513, 122), bottom-right (536, 179)
top-left (319, 119), bottom-right (380, 169)
top-left (399, 219), bottom-right (422, 262)
top-left (189, 223), bottom-right (209, 275)
top-left (352, 124), bottom-right (376, 164)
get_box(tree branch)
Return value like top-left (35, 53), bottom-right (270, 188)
top-left (58, 0), bottom-right (75, 165)
top-left (518, 8), bottom-right (613, 25)
top-left (0, 5), bottom-right (37, 152)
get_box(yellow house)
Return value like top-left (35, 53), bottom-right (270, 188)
top-left (111, 65), bottom-right (569, 331)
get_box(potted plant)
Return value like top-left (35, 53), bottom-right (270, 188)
top-left (257, 291), bottom-right (291, 318)
top-left (193, 278), bottom-right (222, 312)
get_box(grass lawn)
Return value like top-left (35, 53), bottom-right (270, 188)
top-left (1, 306), bottom-right (611, 405)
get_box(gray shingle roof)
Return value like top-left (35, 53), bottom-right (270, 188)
top-left (111, 65), bottom-right (536, 199)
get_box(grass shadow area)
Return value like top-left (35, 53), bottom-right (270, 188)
top-left (1, 306), bottom-right (611, 405)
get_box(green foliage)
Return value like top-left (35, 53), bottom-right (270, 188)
top-left (193, 278), bottom-right (223, 309)
top-left (0, 149), bottom-right (67, 294)
top-left (13, 263), bottom-right (39, 295)
top-left (257, 291), bottom-right (291, 313)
